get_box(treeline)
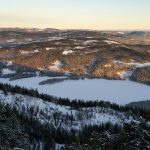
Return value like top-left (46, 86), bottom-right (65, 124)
top-left (0, 83), bottom-right (149, 119)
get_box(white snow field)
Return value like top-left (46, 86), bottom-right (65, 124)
top-left (0, 77), bottom-right (150, 105)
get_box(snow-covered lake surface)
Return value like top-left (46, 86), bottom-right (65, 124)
top-left (0, 77), bottom-right (150, 105)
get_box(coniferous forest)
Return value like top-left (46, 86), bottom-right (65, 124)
top-left (0, 83), bottom-right (150, 150)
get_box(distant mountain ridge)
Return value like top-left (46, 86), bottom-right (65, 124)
top-left (0, 27), bottom-right (60, 32)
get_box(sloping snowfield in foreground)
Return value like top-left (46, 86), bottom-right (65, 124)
top-left (0, 77), bottom-right (150, 105)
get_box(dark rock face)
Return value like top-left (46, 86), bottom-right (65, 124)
top-left (131, 66), bottom-right (150, 84)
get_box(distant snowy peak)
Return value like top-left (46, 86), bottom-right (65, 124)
top-left (0, 27), bottom-right (60, 33)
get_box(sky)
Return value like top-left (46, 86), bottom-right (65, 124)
top-left (0, 0), bottom-right (150, 30)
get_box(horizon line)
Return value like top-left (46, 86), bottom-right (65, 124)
top-left (0, 27), bottom-right (150, 32)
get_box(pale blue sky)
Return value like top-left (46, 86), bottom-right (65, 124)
top-left (0, 0), bottom-right (150, 30)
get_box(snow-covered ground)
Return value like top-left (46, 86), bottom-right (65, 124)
top-left (104, 40), bottom-right (120, 45)
top-left (7, 39), bottom-right (16, 42)
top-left (113, 60), bottom-right (150, 79)
top-left (117, 32), bottom-right (125, 35)
top-left (33, 49), bottom-right (39, 53)
top-left (0, 77), bottom-right (150, 105)
top-left (0, 90), bottom-right (137, 130)
top-left (48, 60), bottom-right (63, 71)
top-left (2, 68), bottom-right (16, 75)
top-left (20, 50), bottom-right (31, 54)
top-left (74, 46), bottom-right (85, 49)
top-left (20, 49), bottom-right (39, 54)
top-left (62, 50), bottom-right (74, 55)
top-left (84, 49), bottom-right (99, 54)
top-left (83, 40), bottom-right (98, 45)
top-left (117, 70), bottom-right (133, 79)
top-left (113, 60), bottom-right (150, 68)
top-left (45, 47), bottom-right (54, 51)
top-left (48, 37), bottom-right (64, 41)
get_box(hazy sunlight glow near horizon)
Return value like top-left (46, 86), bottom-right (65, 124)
top-left (0, 0), bottom-right (150, 30)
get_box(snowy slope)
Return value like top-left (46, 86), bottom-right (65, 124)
top-left (0, 90), bottom-right (138, 131)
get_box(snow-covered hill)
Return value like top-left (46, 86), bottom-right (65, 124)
top-left (0, 90), bottom-right (138, 131)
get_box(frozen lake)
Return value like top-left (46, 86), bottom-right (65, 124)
top-left (0, 77), bottom-right (150, 105)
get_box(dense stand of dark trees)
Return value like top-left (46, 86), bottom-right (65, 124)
top-left (0, 104), bottom-right (29, 149)
top-left (0, 83), bottom-right (149, 119)
top-left (65, 122), bottom-right (150, 150)
top-left (1, 103), bottom-right (150, 150)
top-left (0, 103), bottom-right (124, 149)
top-left (0, 83), bottom-right (150, 149)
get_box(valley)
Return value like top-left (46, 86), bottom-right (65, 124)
top-left (0, 28), bottom-right (150, 149)
top-left (0, 28), bottom-right (150, 105)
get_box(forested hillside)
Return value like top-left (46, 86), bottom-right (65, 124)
top-left (0, 83), bottom-right (150, 149)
